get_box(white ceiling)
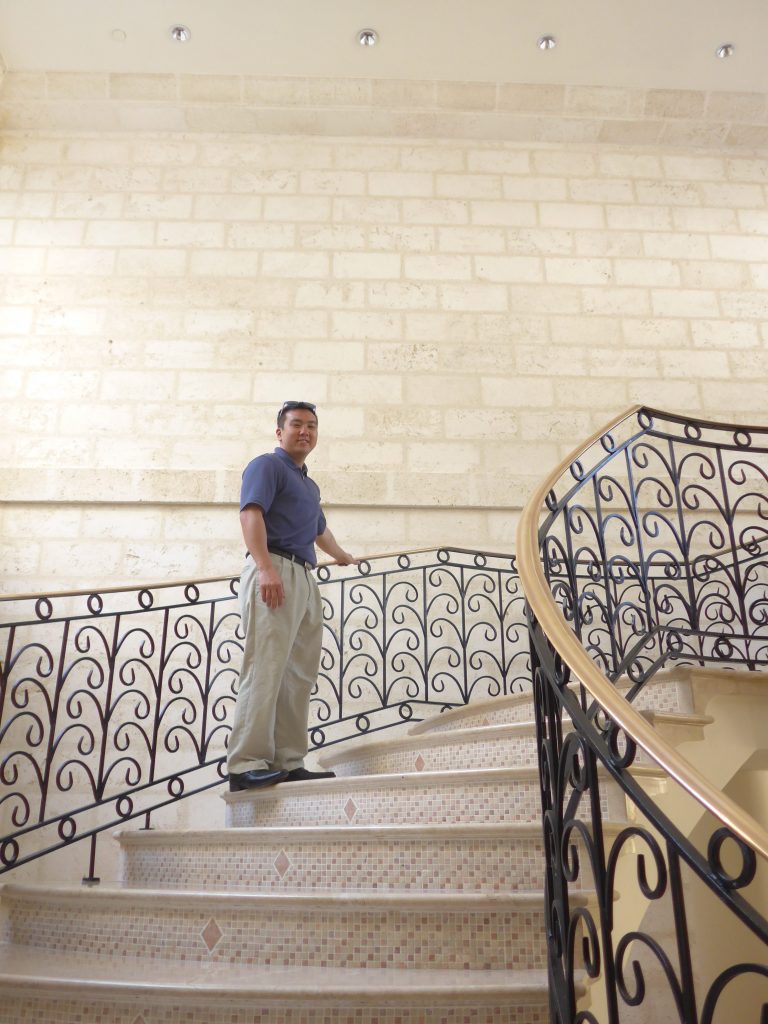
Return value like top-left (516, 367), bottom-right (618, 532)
top-left (0, 0), bottom-right (766, 93)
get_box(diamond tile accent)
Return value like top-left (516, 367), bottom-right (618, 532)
top-left (415, 754), bottom-right (425, 771)
top-left (344, 798), bottom-right (358, 822)
top-left (201, 918), bottom-right (223, 953)
top-left (274, 849), bottom-right (291, 878)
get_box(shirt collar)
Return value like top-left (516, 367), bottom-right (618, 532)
top-left (273, 446), bottom-right (308, 476)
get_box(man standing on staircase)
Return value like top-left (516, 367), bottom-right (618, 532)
top-left (228, 400), bottom-right (357, 792)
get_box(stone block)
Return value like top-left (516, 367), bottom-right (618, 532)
top-left (614, 259), bottom-right (681, 287)
top-left (333, 253), bottom-right (401, 279)
top-left (470, 200), bottom-right (536, 226)
top-left (404, 255), bottom-right (471, 281)
top-left (262, 251), bottom-right (330, 278)
top-left (475, 255), bottom-right (542, 283)
top-left (436, 174), bottom-right (502, 199)
top-left (539, 202), bottom-right (604, 229)
top-left (481, 376), bottom-right (554, 408)
top-left (333, 197), bottom-right (400, 224)
top-left (403, 198), bottom-right (470, 224)
top-left (330, 373), bottom-right (403, 404)
top-left (439, 283), bottom-right (508, 312)
top-left (692, 321), bottom-right (757, 350)
top-left (650, 289), bottom-right (720, 318)
top-left (332, 313), bottom-right (403, 342)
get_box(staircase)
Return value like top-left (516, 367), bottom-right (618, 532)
top-left (0, 669), bottom-right (713, 1024)
top-left (0, 687), bottom-right (547, 1023)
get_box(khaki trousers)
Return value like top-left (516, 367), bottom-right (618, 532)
top-left (227, 555), bottom-right (323, 774)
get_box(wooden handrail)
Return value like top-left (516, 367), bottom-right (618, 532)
top-left (0, 545), bottom-right (515, 605)
top-left (516, 404), bottom-right (768, 862)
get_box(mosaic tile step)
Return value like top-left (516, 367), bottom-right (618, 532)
top-left (116, 822), bottom-right (545, 893)
top-left (0, 883), bottom-right (548, 970)
top-left (225, 767), bottom-right (545, 828)
top-left (0, 949), bottom-right (554, 1024)
top-left (318, 723), bottom-right (538, 776)
top-left (225, 766), bottom-right (629, 829)
top-left (407, 670), bottom-right (695, 738)
top-left (615, 671), bottom-right (695, 715)
top-left (410, 690), bottom-right (536, 734)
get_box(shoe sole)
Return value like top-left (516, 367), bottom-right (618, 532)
top-left (229, 772), bottom-right (290, 792)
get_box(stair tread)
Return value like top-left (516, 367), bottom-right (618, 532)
top-left (407, 692), bottom-right (535, 735)
top-left (2, 880), bottom-right (547, 908)
top-left (638, 709), bottom-right (714, 726)
top-left (116, 821), bottom-right (545, 843)
top-left (225, 765), bottom-right (541, 796)
top-left (320, 721), bottom-right (537, 762)
top-left (0, 946), bottom-right (550, 998)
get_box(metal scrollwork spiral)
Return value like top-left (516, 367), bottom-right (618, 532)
top-left (528, 407), bottom-right (768, 1024)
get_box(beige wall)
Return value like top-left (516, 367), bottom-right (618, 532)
top-left (2, 75), bottom-right (768, 595)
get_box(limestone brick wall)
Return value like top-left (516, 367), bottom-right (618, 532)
top-left (1, 115), bottom-right (768, 594)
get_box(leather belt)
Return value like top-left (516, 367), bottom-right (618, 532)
top-left (267, 546), bottom-right (314, 570)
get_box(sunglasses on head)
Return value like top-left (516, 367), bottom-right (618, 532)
top-left (277, 401), bottom-right (317, 422)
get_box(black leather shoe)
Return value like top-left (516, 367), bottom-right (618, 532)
top-left (281, 767), bottom-right (337, 782)
top-left (229, 768), bottom-right (290, 792)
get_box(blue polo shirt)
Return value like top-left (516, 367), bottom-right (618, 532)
top-left (240, 447), bottom-right (326, 567)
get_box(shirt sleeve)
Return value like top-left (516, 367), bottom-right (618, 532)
top-left (240, 455), bottom-right (279, 513)
top-left (317, 507), bottom-right (327, 537)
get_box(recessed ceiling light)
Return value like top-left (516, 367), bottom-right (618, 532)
top-left (537, 35), bottom-right (556, 51)
top-left (170, 25), bottom-right (191, 43)
top-left (715, 43), bottom-right (734, 59)
top-left (110, 28), bottom-right (127, 43)
top-left (358, 29), bottom-right (378, 47)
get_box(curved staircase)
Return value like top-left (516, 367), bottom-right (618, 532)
top-left (0, 687), bottom-right (562, 1024)
top-left (0, 668), bottom-right (716, 1024)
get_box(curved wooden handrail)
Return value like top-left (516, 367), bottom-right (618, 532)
top-left (516, 404), bottom-right (768, 862)
top-left (0, 545), bottom-right (514, 605)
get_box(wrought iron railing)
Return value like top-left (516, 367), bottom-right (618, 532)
top-left (518, 406), bottom-right (768, 1024)
top-left (0, 547), bottom-right (528, 880)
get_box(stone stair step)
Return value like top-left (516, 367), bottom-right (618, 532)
top-left (225, 765), bottom-right (629, 829)
top-left (410, 690), bottom-right (536, 733)
top-left (225, 767), bottom-right (544, 828)
top-left (401, 671), bottom-right (695, 745)
top-left (1, 883), bottom-right (547, 970)
top-left (683, 665), bottom-right (768, 715)
top-left (616, 670), bottom-right (695, 715)
top-left (0, 948), bottom-right (552, 1023)
top-left (318, 723), bottom-right (537, 776)
top-left (116, 823), bottom-right (545, 894)
top-left (630, 710), bottom-right (713, 766)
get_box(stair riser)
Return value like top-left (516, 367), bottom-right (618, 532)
top-left (227, 776), bottom-right (623, 829)
top-left (415, 677), bottom-right (692, 737)
top-left (227, 777), bottom-right (544, 828)
top-left (3, 899), bottom-right (547, 970)
top-left (120, 835), bottom-right (544, 893)
top-left (621, 678), bottom-right (693, 715)
top-left (0, 992), bottom-right (550, 1024)
top-left (420, 700), bottom-right (536, 732)
top-left (329, 734), bottom-right (536, 776)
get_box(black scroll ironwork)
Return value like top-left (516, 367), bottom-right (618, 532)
top-left (0, 548), bottom-right (527, 879)
top-left (524, 407), bottom-right (768, 1024)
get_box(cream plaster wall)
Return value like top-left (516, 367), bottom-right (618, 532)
top-left (1, 75), bottom-right (768, 595)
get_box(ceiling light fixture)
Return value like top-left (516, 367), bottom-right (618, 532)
top-left (715, 43), bottom-right (734, 58)
top-left (170, 25), bottom-right (191, 43)
top-left (358, 29), bottom-right (378, 47)
top-left (110, 28), bottom-right (127, 42)
top-left (537, 35), bottom-right (556, 50)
